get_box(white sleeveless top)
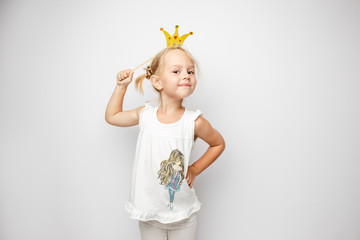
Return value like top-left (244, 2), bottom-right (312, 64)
top-left (125, 102), bottom-right (202, 224)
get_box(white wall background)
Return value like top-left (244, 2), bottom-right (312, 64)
top-left (1, 0), bottom-right (359, 239)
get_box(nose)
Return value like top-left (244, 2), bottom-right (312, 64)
top-left (182, 72), bottom-right (190, 80)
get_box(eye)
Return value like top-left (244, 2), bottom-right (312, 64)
top-left (173, 70), bottom-right (180, 74)
top-left (188, 70), bottom-right (195, 74)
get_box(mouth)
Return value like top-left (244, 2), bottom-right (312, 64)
top-left (179, 84), bottom-right (191, 87)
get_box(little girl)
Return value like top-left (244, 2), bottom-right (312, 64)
top-left (105, 47), bottom-right (225, 240)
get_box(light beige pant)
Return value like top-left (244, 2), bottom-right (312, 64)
top-left (138, 214), bottom-right (197, 240)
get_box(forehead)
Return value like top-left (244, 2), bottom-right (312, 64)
top-left (163, 50), bottom-right (194, 67)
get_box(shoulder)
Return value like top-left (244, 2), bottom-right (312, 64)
top-left (135, 105), bottom-right (146, 118)
top-left (194, 115), bottom-right (215, 141)
top-left (138, 102), bottom-right (160, 128)
top-left (194, 115), bottom-right (212, 133)
top-left (186, 108), bottom-right (203, 121)
top-left (137, 102), bottom-right (156, 118)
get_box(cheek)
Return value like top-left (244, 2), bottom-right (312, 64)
top-left (192, 80), bottom-right (197, 88)
top-left (163, 78), bottom-right (177, 89)
top-left (191, 77), bottom-right (197, 85)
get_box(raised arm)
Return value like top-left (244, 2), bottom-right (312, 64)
top-left (186, 116), bottom-right (226, 188)
top-left (105, 69), bottom-right (144, 127)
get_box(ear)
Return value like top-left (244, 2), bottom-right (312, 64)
top-left (150, 75), bottom-right (163, 91)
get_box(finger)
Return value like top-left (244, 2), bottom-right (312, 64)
top-left (126, 71), bottom-right (133, 79)
top-left (186, 174), bottom-right (192, 182)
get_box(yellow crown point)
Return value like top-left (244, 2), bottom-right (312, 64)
top-left (160, 25), bottom-right (193, 48)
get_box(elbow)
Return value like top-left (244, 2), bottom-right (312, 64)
top-left (212, 137), bottom-right (226, 155)
top-left (220, 138), bottom-right (226, 153)
top-left (105, 114), bottom-right (114, 125)
top-left (216, 134), bottom-right (226, 155)
top-left (105, 110), bottom-right (111, 124)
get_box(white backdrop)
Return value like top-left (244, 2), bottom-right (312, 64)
top-left (1, 0), bottom-right (360, 239)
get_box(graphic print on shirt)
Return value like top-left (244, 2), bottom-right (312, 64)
top-left (157, 149), bottom-right (185, 211)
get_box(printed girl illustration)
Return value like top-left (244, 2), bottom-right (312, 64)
top-left (158, 149), bottom-right (185, 210)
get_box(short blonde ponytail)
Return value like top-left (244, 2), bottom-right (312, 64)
top-left (135, 73), bottom-right (147, 94)
top-left (135, 65), bottom-right (154, 94)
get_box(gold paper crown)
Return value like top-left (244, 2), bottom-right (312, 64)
top-left (160, 25), bottom-right (193, 48)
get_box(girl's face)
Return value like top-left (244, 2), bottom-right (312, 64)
top-left (155, 50), bottom-right (197, 100)
top-left (172, 160), bottom-right (183, 172)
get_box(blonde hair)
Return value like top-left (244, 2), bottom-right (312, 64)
top-left (135, 47), bottom-right (198, 94)
top-left (158, 149), bottom-right (185, 186)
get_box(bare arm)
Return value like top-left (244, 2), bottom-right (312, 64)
top-left (105, 69), bottom-right (144, 127)
top-left (186, 116), bottom-right (226, 188)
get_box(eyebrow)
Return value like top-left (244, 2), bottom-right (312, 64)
top-left (169, 65), bottom-right (195, 69)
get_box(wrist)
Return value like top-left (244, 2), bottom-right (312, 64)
top-left (116, 84), bottom-right (128, 90)
top-left (189, 165), bottom-right (200, 176)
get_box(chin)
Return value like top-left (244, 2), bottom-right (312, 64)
top-left (180, 92), bottom-right (193, 99)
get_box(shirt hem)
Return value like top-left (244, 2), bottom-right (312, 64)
top-left (125, 201), bottom-right (202, 224)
